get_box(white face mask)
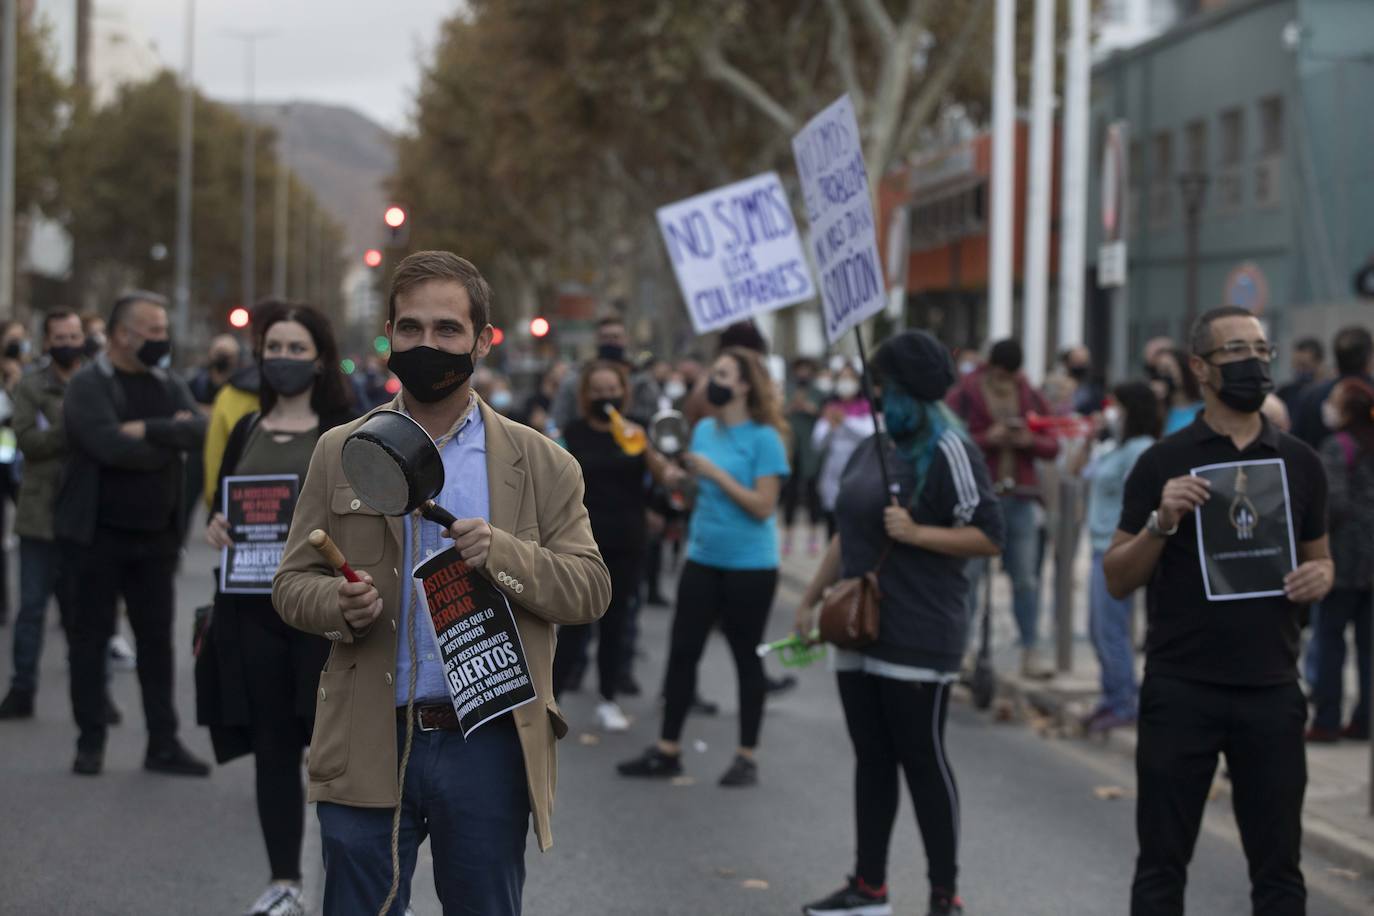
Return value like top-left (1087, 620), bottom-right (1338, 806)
top-left (664, 380), bottom-right (687, 401)
top-left (1104, 405), bottom-right (1123, 439)
top-left (1321, 400), bottom-right (1344, 432)
top-left (814, 375), bottom-right (835, 395)
top-left (836, 377), bottom-right (861, 400)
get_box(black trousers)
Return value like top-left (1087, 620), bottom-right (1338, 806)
top-left (552, 547), bottom-right (641, 702)
top-left (661, 561), bottom-right (777, 749)
top-left (1131, 675), bottom-right (1307, 916)
top-left (838, 671), bottom-right (959, 894)
top-left (781, 473), bottom-right (822, 528)
top-left (66, 528), bottom-right (181, 753)
top-left (240, 603), bottom-right (309, 882)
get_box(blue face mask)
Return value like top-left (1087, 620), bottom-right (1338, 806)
top-left (882, 388), bottom-right (925, 441)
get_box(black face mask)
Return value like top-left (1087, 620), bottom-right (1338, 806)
top-left (261, 358), bottom-right (317, 397)
top-left (590, 397), bottom-right (620, 420)
top-left (1213, 357), bottom-right (1274, 414)
top-left (706, 380), bottom-right (734, 407)
top-left (387, 344), bottom-right (474, 404)
top-left (136, 337), bottom-right (172, 368)
top-left (3, 341), bottom-right (22, 360)
top-left (83, 336), bottom-right (104, 358)
top-left (597, 343), bottom-right (627, 364)
top-left (49, 345), bottom-right (83, 370)
top-left (211, 356), bottom-right (234, 374)
top-left (1067, 365), bottom-right (1090, 381)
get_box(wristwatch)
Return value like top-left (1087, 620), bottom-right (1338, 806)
top-left (1146, 510), bottom-right (1179, 538)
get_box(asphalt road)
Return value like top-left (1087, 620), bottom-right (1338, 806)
top-left (1, 536), bottom-right (1371, 915)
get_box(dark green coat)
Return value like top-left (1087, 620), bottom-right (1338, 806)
top-left (13, 362), bottom-right (69, 541)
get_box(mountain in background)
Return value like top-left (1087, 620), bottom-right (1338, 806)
top-left (244, 101), bottom-right (397, 257)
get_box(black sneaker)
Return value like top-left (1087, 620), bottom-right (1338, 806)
top-left (691, 694), bottom-right (719, 716)
top-left (104, 694), bottom-right (123, 726)
top-left (144, 739), bottom-right (211, 777)
top-left (617, 672), bottom-right (642, 697)
top-left (803, 876), bottom-right (892, 915)
top-left (765, 674), bottom-right (799, 697)
top-left (718, 754), bottom-right (757, 788)
top-left (928, 888), bottom-right (964, 916)
top-left (0, 688), bottom-right (34, 720)
top-left (616, 745), bottom-right (683, 779)
top-left (73, 747), bottom-right (103, 776)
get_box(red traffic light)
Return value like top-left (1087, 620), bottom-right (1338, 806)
top-left (384, 206), bottom-right (407, 229)
top-left (491, 327), bottom-right (505, 346)
top-left (529, 316), bottom-right (550, 338)
top-left (228, 307), bottom-right (250, 329)
top-left (363, 248), bottom-right (383, 268)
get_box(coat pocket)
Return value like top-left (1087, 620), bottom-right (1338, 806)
top-left (329, 484), bottom-right (387, 566)
top-left (546, 700), bottom-right (569, 740)
top-left (308, 665), bottom-right (356, 781)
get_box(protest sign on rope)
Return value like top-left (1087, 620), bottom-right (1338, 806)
top-left (656, 171), bottom-right (815, 335)
top-left (791, 95), bottom-right (887, 344)
top-left (220, 474), bottom-right (300, 594)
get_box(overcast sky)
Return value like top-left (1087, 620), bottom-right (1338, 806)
top-left (34, 0), bottom-right (461, 131)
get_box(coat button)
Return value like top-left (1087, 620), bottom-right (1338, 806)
top-left (515, 583), bottom-right (525, 594)
top-left (350, 498), bottom-right (361, 511)
top-left (385, 672), bottom-right (394, 685)
top-left (390, 619), bottom-right (397, 632)
top-left (319, 688), bottom-right (327, 701)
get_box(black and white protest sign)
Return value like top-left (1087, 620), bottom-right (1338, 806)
top-left (220, 474), bottom-right (300, 594)
top-left (1191, 459), bottom-right (1297, 601)
top-left (413, 547), bottom-right (537, 737)
top-left (791, 95), bottom-right (887, 343)
top-left (656, 172), bottom-right (815, 335)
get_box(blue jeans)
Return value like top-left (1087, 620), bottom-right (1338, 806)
top-left (9, 538), bottom-right (73, 695)
top-left (1312, 587), bottom-right (1372, 732)
top-left (317, 715), bottom-right (530, 915)
top-left (967, 495), bottom-right (1043, 649)
top-left (1303, 604), bottom-right (1322, 687)
top-left (1089, 550), bottom-right (1138, 719)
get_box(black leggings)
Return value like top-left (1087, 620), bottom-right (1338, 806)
top-left (552, 548), bottom-right (641, 702)
top-left (838, 671), bottom-right (960, 895)
top-left (661, 561), bottom-right (777, 749)
top-left (781, 473), bottom-right (822, 528)
top-left (241, 606), bottom-right (308, 883)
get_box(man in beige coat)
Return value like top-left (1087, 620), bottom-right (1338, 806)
top-left (274, 251), bottom-right (610, 915)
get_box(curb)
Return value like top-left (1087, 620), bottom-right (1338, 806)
top-left (989, 671), bottom-right (1374, 877)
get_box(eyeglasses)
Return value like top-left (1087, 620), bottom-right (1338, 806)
top-left (1199, 341), bottom-right (1277, 362)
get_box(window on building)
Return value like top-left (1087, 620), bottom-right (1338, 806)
top-left (1260, 96), bottom-right (1283, 155)
top-left (1220, 108), bottom-right (1244, 165)
top-left (1185, 120), bottom-right (1208, 173)
top-left (1152, 131), bottom-right (1173, 180)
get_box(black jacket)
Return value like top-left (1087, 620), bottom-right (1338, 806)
top-left (55, 354), bottom-right (207, 546)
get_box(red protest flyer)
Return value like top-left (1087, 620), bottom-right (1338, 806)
top-left (413, 547), bottom-right (538, 737)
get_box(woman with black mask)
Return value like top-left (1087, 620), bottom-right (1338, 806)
top-left (798, 331), bottom-right (1003, 916)
top-left (552, 360), bottom-right (682, 730)
top-left (198, 302), bottom-right (356, 916)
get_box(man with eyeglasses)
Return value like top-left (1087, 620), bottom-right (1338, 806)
top-left (1104, 306), bottom-right (1333, 915)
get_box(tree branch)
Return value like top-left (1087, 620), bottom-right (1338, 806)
top-left (822, 0), bottom-right (865, 120)
top-left (893, 0), bottom-right (992, 157)
top-left (698, 40), bottom-right (799, 136)
top-left (852, 0), bottom-right (896, 48)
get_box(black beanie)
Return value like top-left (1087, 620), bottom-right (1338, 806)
top-left (872, 330), bottom-right (956, 402)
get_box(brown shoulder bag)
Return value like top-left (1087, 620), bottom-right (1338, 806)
top-left (817, 545), bottom-right (890, 649)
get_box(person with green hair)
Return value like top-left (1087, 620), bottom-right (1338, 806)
top-left (797, 330), bottom-right (1005, 916)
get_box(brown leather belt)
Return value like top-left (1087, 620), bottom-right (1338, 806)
top-left (398, 703), bottom-right (461, 732)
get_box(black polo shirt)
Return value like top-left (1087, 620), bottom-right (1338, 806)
top-left (1117, 412), bottom-right (1327, 686)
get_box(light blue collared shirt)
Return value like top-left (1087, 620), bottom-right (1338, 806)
top-left (395, 403), bottom-right (490, 706)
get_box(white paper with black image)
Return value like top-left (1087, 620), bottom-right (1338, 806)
top-left (412, 547), bottom-right (537, 737)
top-left (1190, 458), bottom-right (1297, 601)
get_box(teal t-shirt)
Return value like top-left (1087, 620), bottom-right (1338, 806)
top-left (686, 418), bottom-right (790, 570)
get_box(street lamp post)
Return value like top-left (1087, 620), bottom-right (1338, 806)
top-left (226, 30), bottom-right (271, 312)
top-left (1178, 171), bottom-right (1210, 336)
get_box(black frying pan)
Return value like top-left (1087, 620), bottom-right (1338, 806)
top-left (341, 410), bottom-right (458, 529)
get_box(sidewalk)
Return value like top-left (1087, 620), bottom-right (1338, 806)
top-left (777, 534), bottom-right (1374, 875)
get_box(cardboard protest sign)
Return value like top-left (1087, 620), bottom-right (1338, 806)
top-left (791, 95), bottom-right (887, 343)
top-left (220, 474), bottom-right (300, 594)
top-left (413, 547), bottom-right (537, 737)
top-left (1190, 459), bottom-right (1297, 601)
top-left (656, 171), bottom-right (816, 335)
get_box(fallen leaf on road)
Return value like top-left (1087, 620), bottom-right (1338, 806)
top-left (1093, 785), bottom-right (1127, 800)
top-left (715, 867), bottom-right (737, 879)
top-left (670, 776), bottom-right (696, 787)
top-left (577, 733), bottom-right (601, 746)
top-left (741, 879), bottom-right (770, 891)
top-left (1325, 868), bottom-right (1360, 881)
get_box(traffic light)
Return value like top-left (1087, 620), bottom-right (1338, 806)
top-left (363, 248), bottom-right (383, 268)
top-left (383, 205), bottom-right (410, 247)
top-left (228, 307), bottom-right (250, 329)
top-left (529, 316), bottom-right (550, 338)
top-left (490, 327), bottom-right (505, 346)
